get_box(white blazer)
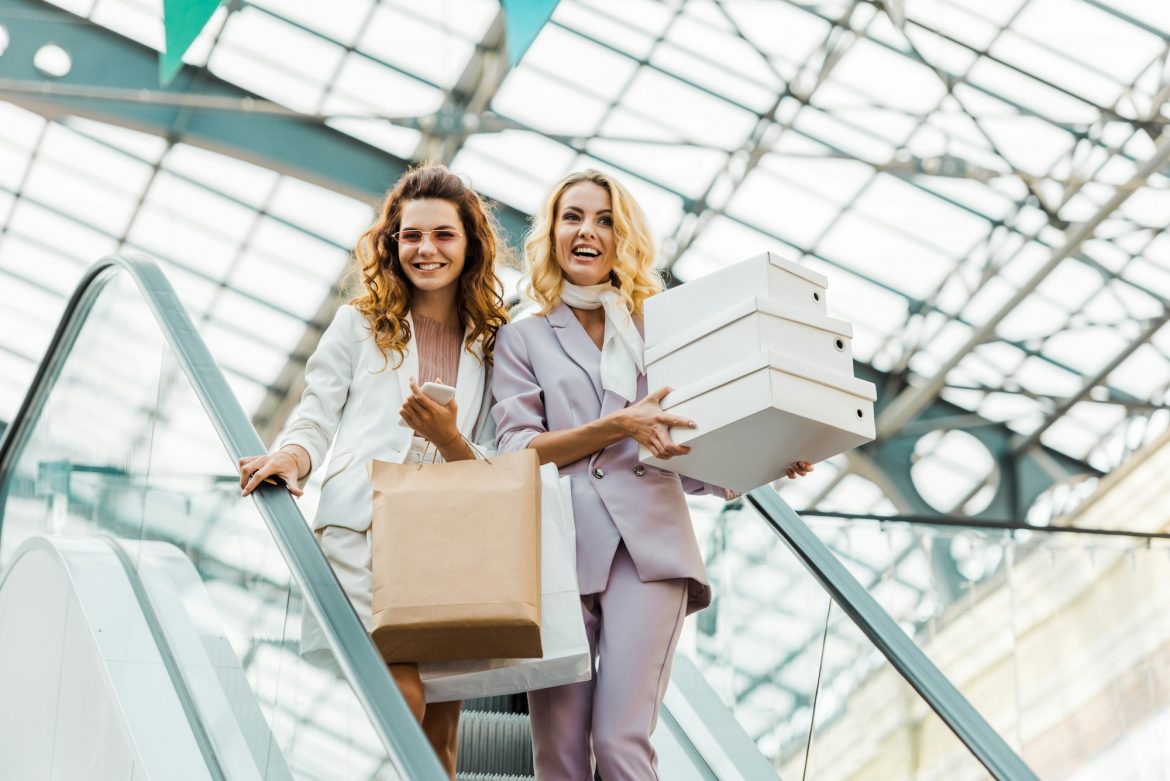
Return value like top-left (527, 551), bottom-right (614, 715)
top-left (277, 304), bottom-right (495, 533)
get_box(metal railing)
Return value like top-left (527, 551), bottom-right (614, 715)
top-left (0, 254), bottom-right (448, 781)
top-left (747, 488), bottom-right (1039, 781)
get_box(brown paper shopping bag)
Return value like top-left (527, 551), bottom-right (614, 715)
top-left (369, 448), bottom-right (542, 663)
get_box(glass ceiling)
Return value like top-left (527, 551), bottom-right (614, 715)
top-left (1, 0), bottom-right (1169, 766)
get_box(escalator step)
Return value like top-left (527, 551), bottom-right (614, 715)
top-left (456, 774), bottom-right (533, 781)
top-left (457, 710), bottom-right (533, 776)
top-left (463, 694), bottom-right (528, 714)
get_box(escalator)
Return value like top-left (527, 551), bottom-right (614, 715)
top-left (0, 534), bottom-right (295, 781)
top-left (0, 255), bottom-right (1039, 780)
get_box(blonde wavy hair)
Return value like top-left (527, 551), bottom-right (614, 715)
top-left (524, 169), bottom-right (663, 316)
top-left (349, 163), bottom-right (511, 368)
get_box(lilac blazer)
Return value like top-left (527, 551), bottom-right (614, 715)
top-left (492, 302), bottom-right (716, 614)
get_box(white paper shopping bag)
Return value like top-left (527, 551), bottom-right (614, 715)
top-left (420, 463), bottom-right (591, 702)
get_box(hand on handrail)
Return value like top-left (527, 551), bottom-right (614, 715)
top-left (239, 448), bottom-right (305, 497)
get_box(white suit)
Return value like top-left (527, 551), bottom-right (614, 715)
top-left (278, 304), bottom-right (495, 533)
top-left (279, 304), bottom-right (495, 662)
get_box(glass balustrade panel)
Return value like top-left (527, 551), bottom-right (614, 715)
top-left (683, 495), bottom-right (999, 779)
top-left (0, 271), bottom-right (403, 781)
top-left (805, 514), bottom-right (1170, 779)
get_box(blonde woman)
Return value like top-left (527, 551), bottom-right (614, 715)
top-left (492, 169), bottom-right (812, 778)
top-left (238, 163), bottom-right (509, 778)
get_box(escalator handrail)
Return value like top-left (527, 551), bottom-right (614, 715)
top-left (747, 488), bottom-right (1039, 781)
top-left (0, 254), bottom-right (448, 781)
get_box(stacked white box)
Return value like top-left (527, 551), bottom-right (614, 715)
top-left (644, 296), bottom-right (856, 390)
top-left (645, 251), bottom-right (830, 346)
top-left (640, 252), bottom-right (876, 492)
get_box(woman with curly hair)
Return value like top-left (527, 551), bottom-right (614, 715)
top-left (492, 169), bottom-right (811, 779)
top-left (238, 162), bottom-right (510, 778)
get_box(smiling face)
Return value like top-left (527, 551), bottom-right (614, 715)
top-left (396, 198), bottom-right (467, 294)
top-left (554, 181), bottom-right (615, 287)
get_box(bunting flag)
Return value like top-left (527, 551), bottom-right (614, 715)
top-left (500, 0), bottom-right (561, 67)
top-left (160, 0), bottom-right (223, 84)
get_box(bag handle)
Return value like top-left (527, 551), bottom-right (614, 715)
top-left (416, 433), bottom-right (493, 469)
top-left (465, 437), bottom-right (492, 463)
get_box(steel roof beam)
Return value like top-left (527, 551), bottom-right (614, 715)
top-left (878, 129), bottom-right (1170, 438)
top-left (412, 11), bottom-right (509, 164)
top-left (0, 0), bottom-right (530, 246)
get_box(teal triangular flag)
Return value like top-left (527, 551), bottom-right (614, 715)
top-left (500, 0), bottom-right (560, 67)
top-left (161, 0), bottom-right (223, 85)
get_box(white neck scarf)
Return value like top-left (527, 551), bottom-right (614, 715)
top-left (560, 281), bottom-right (644, 401)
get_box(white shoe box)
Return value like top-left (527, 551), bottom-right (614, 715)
top-left (644, 296), bottom-right (855, 393)
top-left (639, 351), bottom-right (876, 493)
top-left (646, 252), bottom-right (828, 347)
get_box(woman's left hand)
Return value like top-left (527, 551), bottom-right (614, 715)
top-left (400, 377), bottom-right (460, 446)
top-left (785, 460), bottom-right (815, 479)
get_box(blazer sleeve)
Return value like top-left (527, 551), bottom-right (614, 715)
top-left (491, 324), bottom-right (547, 454)
top-left (680, 476), bottom-right (735, 499)
top-left (275, 305), bottom-right (358, 474)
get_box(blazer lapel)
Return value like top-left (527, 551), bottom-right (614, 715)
top-left (454, 329), bottom-right (484, 436)
top-left (548, 301), bottom-right (604, 405)
top-left (394, 312), bottom-right (420, 436)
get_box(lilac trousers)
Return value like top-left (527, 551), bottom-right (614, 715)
top-left (528, 543), bottom-right (688, 780)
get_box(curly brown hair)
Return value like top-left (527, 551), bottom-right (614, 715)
top-left (350, 163), bottom-right (511, 368)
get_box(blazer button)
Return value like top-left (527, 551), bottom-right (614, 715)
top-left (593, 467), bottom-right (605, 479)
top-left (633, 465), bottom-right (645, 477)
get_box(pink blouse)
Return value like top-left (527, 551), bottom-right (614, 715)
top-left (413, 312), bottom-right (462, 392)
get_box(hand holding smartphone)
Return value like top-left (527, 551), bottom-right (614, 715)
top-left (398, 381), bottom-right (456, 427)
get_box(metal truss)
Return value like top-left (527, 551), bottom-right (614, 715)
top-left (2, 0), bottom-right (1168, 758)
top-left (0, 0), bottom-right (526, 242)
top-left (4, 0), bottom-right (1164, 496)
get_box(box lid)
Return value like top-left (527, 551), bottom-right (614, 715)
top-left (762, 251), bottom-right (829, 288)
top-left (645, 296), bottom-right (853, 363)
top-left (661, 349), bottom-right (878, 408)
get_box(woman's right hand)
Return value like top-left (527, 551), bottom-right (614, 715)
top-left (619, 387), bottom-right (696, 459)
top-left (239, 449), bottom-right (304, 497)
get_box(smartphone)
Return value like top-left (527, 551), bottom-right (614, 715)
top-left (397, 381), bottom-right (457, 427)
top-left (420, 381), bottom-right (456, 405)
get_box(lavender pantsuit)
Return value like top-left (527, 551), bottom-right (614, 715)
top-left (492, 303), bottom-right (720, 780)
